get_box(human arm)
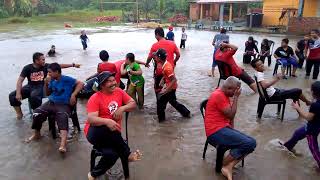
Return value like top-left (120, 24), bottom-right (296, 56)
top-left (159, 75), bottom-right (176, 95)
top-left (135, 60), bottom-right (146, 66)
top-left (86, 73), bottom-right (99, 81)
top-left (260, 74), bottom-right (281, 89)
top-left (222, 43), bottom-right (238, 52)
top-left (113, 97), bottom-right (136, 120)
top-left (254, 44), bottom-right (259, 54)
top-left (60, 63), bottom-right (81, 69)
top-left (129, 64), bottom-right (142, 76)
top-left (174, 46), bottom-right (181, 65)
top-left (88, 111), bottom-right (121, 131)
top-left (222, 87), bottom-right (241, 123)
top-left (15, 76), bottom-right (25, 101)
top-left (212, 35), bottom-right (217, 47)
top-left (44, 76), bottom-right (52, 97)
top-left (146, 46), bottom-right (156, 67)
top-left (291, 102), bottom-right (315, 121)
top-left (69, 80), bottom-right (84, 106)
top-left (120, 63), bottom-right (127, 76)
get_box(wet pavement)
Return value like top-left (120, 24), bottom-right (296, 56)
top-left (0, 27), bottom-right (319, 180)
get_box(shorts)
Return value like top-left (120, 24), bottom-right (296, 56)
top-left (280, 57), bottom-right (299, 68)
top-left (207, 127), bottom-right (256, 159)
top-left (238, 70), bottom-right (255, 86)
top-left (212, 49), bottom-right (218, 67)
top-left (270, 88), bottom-right (302, 101)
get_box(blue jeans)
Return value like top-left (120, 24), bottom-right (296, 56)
top-left (280, 57), bottom-right (298, 68)
top-left (212, 48), bottom-right (218, 67)
top-left (208, 127), bottom-right (257, 159)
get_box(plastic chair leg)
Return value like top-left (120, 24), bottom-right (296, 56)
top-left (217, 78), bottom-right (221, 88)
top-left (273, 63), bottom-right (278, 76)
top-left (215, 146), bottom-right (227, 173)
top-left (257, 99), bottom-right (265, 118)
top-left (48, 116), bottom-right (57, 139)
top-left (241, 159), bottom-right (244, 167)
top-left (202, 140), bottom-right (209, 159)
top-left (277, 104), bottom-right (281, 115)
top-left (281, 102), bottom-right (286, 122)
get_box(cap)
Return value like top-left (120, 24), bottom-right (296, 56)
top-left (97, 71), bottom-right (115, 88)
top-left (153, 48), bottom-right (167, 61)
top-left (169, 26), bottom-right (173, 31)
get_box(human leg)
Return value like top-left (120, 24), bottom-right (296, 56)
top-left (168, 90), bottom-right (190, 117)
top-left (306, 131), bottom-right (320, 168)
top-left (312, 61), bottom-right (320, 80)
top-left (288, 57), bottom-right (299, 76)
top-left (211, 49), bottom-right (217, 77)
top-left (280, 58), bottom-right (288, 77)
top-left (238, 71), bottom-right (257, 93)
top-left (29, 85), bottom-right (43, 109)
top-left (9, 85), bottom-right (32, 119)
top-left (136, 84), bottom-right (144, 109)
top-left (157, 92), bottom-right (170, 122)
top-left (306, 59), bottom-right (313, 78)
top-left (267, 55), bottom-right (272, 67)
top-left (127, 84), bottom-right (137, 103)
top-left (283, 126), bottom-right (307, 151)
top-left (54, 104), bottom-right (72, 152)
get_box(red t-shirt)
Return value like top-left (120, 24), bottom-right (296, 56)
top-left (97, 62), bottom-right (117, 74)
top-left (114, 60), bottom-right (126, 84)
top-left (84, 88), bottom-right (132, 136)
top-left (162, 61), bottom-right (177, 90)
top-left (204, 88), bottom-right (231, 137)
top-left (215, 49), bottom-right (242, 77)
top-left (148, 39), bottom-right (180, 76)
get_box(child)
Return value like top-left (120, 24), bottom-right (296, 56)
top-left (47, 45), bottom-right (56, 57)
top-left (166, 26), bottom-right (174, 41)
top-left (121, 53), bottom-right (145, 109)
top-left (243, 36), bottom-right (259, 64)
top-left (80, 30), bottom-right (89, 50)
top-left (279, 81), bottom-right (320, 169)
top-left (180, 27), bottom-right (187, 49)
top-left (259, 39), bottom-right (272, 67)
top-left (251, 58), bottom-right (310, 104)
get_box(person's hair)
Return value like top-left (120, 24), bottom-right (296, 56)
top-left (250, 58), bottom-right (261, 68)
top-left (99, 50), bottom-right (109, 61)
top-left (155, 27), bottom-right (165, 38)
top-left (248, 36), bottom-right (254, 41)
top-left (33, 52), bottom-right (44, 63)
top-left (220, 28), bottom-right (227, 34)
top-left (282, 38), bottom-right (289, 44)
top-left (51, 45), bottom-right (55, 48)
top-left (310, 29), bottom-right (320, 35)
top-left (311, 81), bottom-right (320, 99)
top-left (222, 76), bottom-right (241, 88)
top-left (262, 39), bottom-right (268, 45)
top-left (48, 63), bottom-right (61, 73)
top-left (126, 53), bottom-right (135, 62)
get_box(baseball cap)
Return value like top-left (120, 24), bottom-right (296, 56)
top-left (97, 71), bottom-right (116, 88)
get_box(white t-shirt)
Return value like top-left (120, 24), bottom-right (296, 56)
top-left (255, 72), bottom-right (276, 97)
top-left (181, 32), bottom-right (187, 40)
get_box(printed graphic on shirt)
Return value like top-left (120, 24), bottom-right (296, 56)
top-left (108, 101), bottom-right (118, 115)
top-left (30, 71), bottom-right (44, 82)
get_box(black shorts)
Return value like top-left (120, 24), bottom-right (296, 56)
top-left (238, 70), bottom-right (254, 86)
top-left (270, 88), bottom-right (302, 101)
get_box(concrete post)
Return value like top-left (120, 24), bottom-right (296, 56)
top-left (219, 3), bottom-right (225, 27)
top-left (298, 0), bottom-right (305, 17)
top-left (200, 4), bottom-right (203, 20)
top-left (229, 3), bottom-right (233, 22)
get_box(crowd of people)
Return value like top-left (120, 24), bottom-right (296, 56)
top-left (7, 26), bottom-right (320, 180)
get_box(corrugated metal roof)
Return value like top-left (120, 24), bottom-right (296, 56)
top-left (196, 0), bottom-right (262, 3)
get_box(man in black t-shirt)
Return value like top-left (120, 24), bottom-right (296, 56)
top-left (274, 38), bottom-right (299, 79)
top-left (295, 35), bottom-right (309, 68)
top-left (9, 52), bottom-right (81, 119)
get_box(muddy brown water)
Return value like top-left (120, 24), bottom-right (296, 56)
top-left (0, 26), bottom-right (319, 180)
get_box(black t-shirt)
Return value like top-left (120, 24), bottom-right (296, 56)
top-left (274, 46), bottom-right (294, 58)
top-left (296, 40), bottom-right (306, 52)
top-left (80, 35), bottom-right (88, 41)
top-left (48, 50), bottom-right (56, 57)
top-left (20, 63), bottom-right (49, 86)
top-left (308, 100), bottom-right (320, 134)
top-left (260, 44), bottom-right (270, 54)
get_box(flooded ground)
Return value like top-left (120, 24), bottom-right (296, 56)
top-left (0, 27), bottom-right (319, 180)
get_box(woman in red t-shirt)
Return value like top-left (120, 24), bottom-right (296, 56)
top-left (85, 72), bottom-right (142, 180)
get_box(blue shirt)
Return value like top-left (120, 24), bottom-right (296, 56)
top-left (48, 75), bottom-right (76, 104)
top-left (307, 100), bottom-right (320, 134)
top-left (166, 31), bottom-right (174, 41)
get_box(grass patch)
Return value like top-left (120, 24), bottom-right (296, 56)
top-left (7, 17), bottom-right (29, 24)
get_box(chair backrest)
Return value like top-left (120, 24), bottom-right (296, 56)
top-left (254, 75), bottom-right (270, 102)
top-left (200, 99), bottom-right (208, 119)
top-left (268, 40), bottom-right (275, 54)
top-left (216, 60), bottom-right (232, 80)
top-left (254, 40), bottom-right (258, 46)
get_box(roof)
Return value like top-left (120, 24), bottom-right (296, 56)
top-left (196, 0), bottom-right (262, 3)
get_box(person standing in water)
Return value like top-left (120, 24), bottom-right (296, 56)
top-left (211, 28), bottom-right (229, 77)
top-left (166, 26), bottom-right (175, 41)
top-left (180, 27), bottom-right (187, 49)
top-left (80, 30), bottom-right (89, 50)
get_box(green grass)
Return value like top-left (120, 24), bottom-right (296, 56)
top-left (0, 10), bottom-right (123, 32)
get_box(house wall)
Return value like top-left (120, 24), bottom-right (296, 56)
top-left (189, 3), bottom-right (200, 21)
top-left (288, 17), bottom-right (320, 34)
top-left (262, 0), bottom-right (318, 26)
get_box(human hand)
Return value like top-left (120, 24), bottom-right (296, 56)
top-left (145, 63), bottom-right (150, 68)
top-left (16, 93), bottom-right (22, 101)
top-left (69, 95), bottom-right (77, 106)
top-left (44, 75), bottom-right (51, 84)
top-left (291, 101), bottom-right (300, 110)
top-left (106, 119), bottom-right (121, 131)
top-left (234, 87), bottom-right (241, 97)
top-left (275, 74), bottom-right (282, 80)
top-left (74, 64), bottom-right (81, 68)
top-left (113, 106), bottom-right (124, 120)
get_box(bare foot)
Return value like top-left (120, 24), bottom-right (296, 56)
top-left (25, 133), bottom-right (41, 143)
top-left (128, 150), bottom-right (142, 162)
top-left (58, 146), bottom-right (67, 153)
top-left (221, 166), bottom-right (233, 180)
top-left (87, 172), bottom-right (95, 180)
top-left (16, 113), bottom-right (23, 120)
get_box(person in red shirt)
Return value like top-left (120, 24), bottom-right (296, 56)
top-left (145, 27), bottom-right (180, 93)
top-left (205, 76), bottom-right (256, 180)
top-left (215, 42), bottom-right (257, 93)
top-left (87, 50), bottom-right (117, 81)
top-left (305, 29), bottom-right (320, 80)
top-left (85, 72), bottom-right (142, 180)
top-left (154, 48), bottom-right (190, 122)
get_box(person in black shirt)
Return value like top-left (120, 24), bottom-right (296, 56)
top-left (47, 45), bottom-right (56, 57)
top-left (274, 38), bottom-right (299, 79)
top-left (243, 36), bottom-right (259, 64)
top-left (80, 30), bottom-right (89, 50)
top-left (259, 39), bottom-right (272, 67)
top-left (295, 35), bottom-right (309, 68)
top-left (9, 52), bottom-right (81, 119)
